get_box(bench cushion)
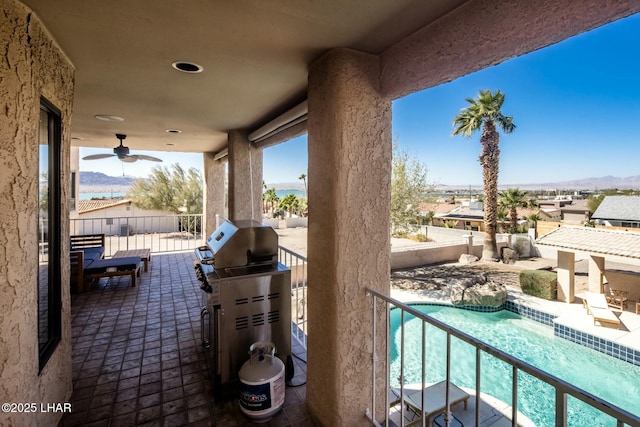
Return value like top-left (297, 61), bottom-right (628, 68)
top-left (84, 257), bottom-right (141, 274)
top-left (82, 247), bottom-right (105, 262)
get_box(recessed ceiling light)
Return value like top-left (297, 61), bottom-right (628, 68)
top-left (95, 114), bottom-right (124, 122)
top-left (166, 129), bottom-right (182, 134)
top-left (171, 61), bottom-right (203, 73)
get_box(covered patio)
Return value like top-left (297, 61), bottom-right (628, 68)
top-left (3, 1), bottom-right (640, 426)
top-left (61, 251), bottom-right (312, 426)
top-left (535, 226), bottom-right (640, 304)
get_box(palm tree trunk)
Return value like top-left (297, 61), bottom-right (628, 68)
top-left (510, 207), bottom-right (518, 233)
top-left (479, 122), bottom-right (500, 261)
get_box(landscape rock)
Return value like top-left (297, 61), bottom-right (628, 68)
top-left (449, 275), bottom-right (508, 307)
top-left (458, 254), bottom-right (479, 264)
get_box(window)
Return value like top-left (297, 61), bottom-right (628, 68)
top-left (38, 98), bottom-right (62, 372)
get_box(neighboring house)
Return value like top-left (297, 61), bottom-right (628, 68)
top-left (592, 195), bottom-right (640, 228)
top-left (421, 201), bottom-right (550, 232)
top-left (537, 198), bottom-right (590, 224)
top-left (71, 199), bottom-right (183, 235)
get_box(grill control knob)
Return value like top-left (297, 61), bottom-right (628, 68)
top-left (193, 263), bottom-right (205, 282)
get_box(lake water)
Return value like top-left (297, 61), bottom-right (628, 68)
top-left (79, 189), bottom-right (306, 200)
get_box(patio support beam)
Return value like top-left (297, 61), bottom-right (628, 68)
top-left (588, 255), bottom-right (605, 293)
top-left (380, 0), bottom-right (640, 100)
top-left (557, 250), bottom-right (575, 303)
top-left (306, 48), bottom-right (391, 426)
top-left (202, 152), bottom-right (227, 237)
top-left (227, 130), bottom-right (263, 222)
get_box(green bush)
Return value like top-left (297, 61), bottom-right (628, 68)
top-left (519, 270), bottom-right (557, 300)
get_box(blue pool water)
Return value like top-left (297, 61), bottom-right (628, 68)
top-left (389, 305), bottom-right (640, 427)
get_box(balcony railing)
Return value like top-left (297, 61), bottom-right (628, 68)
top-left (70, 214), bottom-right (203, 256)
top-left (365, 288), bottom-right (640, 427)
top-left (278, 245), bottom-right (308, 350)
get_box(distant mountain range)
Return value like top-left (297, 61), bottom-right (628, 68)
top-left (438, 175), bottom-right (640, 191)
top-left (80, 172), bottom-right (137, 187)
top-left (80, 171), bottom-right (640, 191)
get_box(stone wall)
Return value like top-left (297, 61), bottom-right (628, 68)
top-left (0, 1), bottom-right (75, 425)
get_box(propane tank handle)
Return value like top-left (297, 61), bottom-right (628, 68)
top-left (248, 341), bottom-right (277, 364)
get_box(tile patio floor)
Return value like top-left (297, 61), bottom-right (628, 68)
top-left (60, 251), bottom-right (317, 427)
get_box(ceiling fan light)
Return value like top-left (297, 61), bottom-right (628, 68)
top-left (95, 114), bottom-right (124, 122)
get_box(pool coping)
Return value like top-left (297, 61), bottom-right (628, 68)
top-left (390, 287), bottom-right (640, 367)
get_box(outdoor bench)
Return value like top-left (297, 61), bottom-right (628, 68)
top-left (70, 234), bottom-right (140, 292)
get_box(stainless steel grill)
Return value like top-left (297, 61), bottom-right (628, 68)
top-left (193, 219), bottom-right (292, 397)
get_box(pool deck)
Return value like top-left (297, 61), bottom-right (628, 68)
top-left (389, 385), bottom-right (536, 427)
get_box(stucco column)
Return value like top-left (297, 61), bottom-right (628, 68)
top-left (557, 250), bottom-right (575, 303)
top-left (202, 152), bottom-right (226, 236)
top-left (588, 255), bottom-right (605, 293)
top-left (227, 130), bottom-right (263, 222)
top-left (307, 48), bottom-right (392, 426)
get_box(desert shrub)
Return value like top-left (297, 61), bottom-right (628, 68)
top-left (512, 237), bottom-right (528, 256)
top-left (519, 270), bottom-right (557, 300)
top-left (394, 233), bottom-right (431, 242)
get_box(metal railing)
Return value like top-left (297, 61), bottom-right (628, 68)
top-left (365, 288), bottom-right (640, 427)
top-left (278, 245), bottom-right (308, 349)
top-left (70, 214), bottom-right (203, 256)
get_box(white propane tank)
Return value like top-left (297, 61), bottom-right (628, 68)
top-left (238, 341), bottom-right (285, 421)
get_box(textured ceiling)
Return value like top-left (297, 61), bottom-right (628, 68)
top-left (21, 0), bottom-right (468, 155)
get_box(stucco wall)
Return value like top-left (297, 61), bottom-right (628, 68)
top-left (0, 1), bottom-right (74, 426)
top-left (228, 130), bottom-right (263, 222)
top-left (203, 152), bottom-right (226, 237)
top-left (307, 48), bottom-right (392, 426)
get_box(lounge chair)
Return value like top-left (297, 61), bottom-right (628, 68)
top-left (390, 380), bottom-right (469, 427)
top-left (583, 292), bottom-right (620, 329)
top-left (604, 283), bottom-right (628, 311)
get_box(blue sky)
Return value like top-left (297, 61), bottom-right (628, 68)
top-left (82, 13), bottom-right (640, 187)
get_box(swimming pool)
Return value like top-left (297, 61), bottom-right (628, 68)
top-left (389, 304), bottom-right (640, 427)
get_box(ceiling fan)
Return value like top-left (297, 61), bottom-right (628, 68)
top-left (82, 133), bottom-right (163, 163)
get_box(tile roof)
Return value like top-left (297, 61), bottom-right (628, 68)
top-left (592, 196), bottom-right (640, 221)
top-left (77, 199), bottom-right (131, 214)
top-left (419, 202), bottom-right (457, 215)
top-left (536, 226), bottom-right (640, 259)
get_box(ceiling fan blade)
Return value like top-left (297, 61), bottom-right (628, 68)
top-left (83, 154), bottom-right (116, 160)
top-left (120, 155), bottom-right (138, 163)
top-left (135, 154), bottom-right (163, 162)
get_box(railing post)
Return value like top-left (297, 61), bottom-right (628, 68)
top-left (385, 301), bottom-right (390, 427)
top-left (370, 292), bottom-right (377, 424)
top-left (555, 389), bottom-right (567, 427)
top-left (512, 366), bottom-right (518, 427)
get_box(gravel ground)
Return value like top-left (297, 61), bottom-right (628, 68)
top-left (391, 258), bottom-right (592, 294)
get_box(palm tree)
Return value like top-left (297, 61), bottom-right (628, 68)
top-left (497, 207), bottom-right (508, 233)
top-left (279, 193), bottom-right (299, 217)
top-left (526, 213), bottom-right (541, 229)
top-left (498, 188), bottom-right (537, 233)
top-left (298, 173), bottom-right (307, 196)
top-left (453, 89), bottom-right (515, 261)
top-left (263, 188), bottom-right (279, 217)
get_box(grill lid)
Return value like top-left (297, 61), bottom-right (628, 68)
top-left (203, 219), bottom-right (278, 269)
